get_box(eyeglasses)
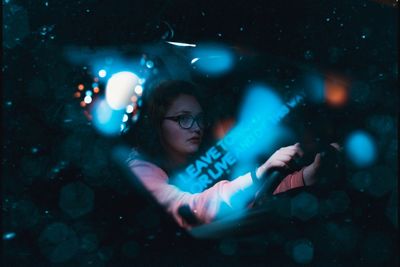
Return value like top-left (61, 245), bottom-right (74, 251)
top-left (163, 113), bottom-right (208, 129)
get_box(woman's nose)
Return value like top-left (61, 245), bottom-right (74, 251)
top-left (190, 123), bottom-right (202, 134)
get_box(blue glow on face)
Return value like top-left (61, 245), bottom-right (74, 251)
top-left (92, 98), bottom-right (125, 136)
top-left (345, 131), bottom-right (377, 167)
top-left (191, 45), bottom-right (234, 75)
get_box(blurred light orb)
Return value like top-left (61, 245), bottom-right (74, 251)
top-left (3, 232), bottom-right (16, 240)
top-left (106, 71), bottom-right (139, 110)
top-left (145, 60), bottom-right (154, 68)
top-left (305, 74), bottom-right (325, 103)
top-left (126, 105), bottom-right (134, 113)
top-left (92, 98), bottom-right (125, 136)
top-left (192, 45), bottom-right (234, 75)
top-left (84, 95), bottom-right (92, 104)
top-left (345, 131), bottom-right (377, 167)
top-left (325, 77), bottom-right (348, 107)
top-left (292, 239), bottom-right (314, 264)
top-left (98, 69), bottom-right (107, 78)
top-left (134, 85), bottom-right (143, 96)
top-left (131, 95), bottom-right (138, 103)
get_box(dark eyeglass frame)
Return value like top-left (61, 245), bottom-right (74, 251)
top-left (163, 113), bottom-right (208, 129)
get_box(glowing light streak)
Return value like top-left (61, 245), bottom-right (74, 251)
top-left (191, 58), bottom-right (200, 64)
top-left (166, 41), bottom-right (197, 47)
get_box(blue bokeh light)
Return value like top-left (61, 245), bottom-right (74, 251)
top-left (230, 85), bottom-right (284, 161)
top-left (92, 98), bottom-right (125, 136)
top-left (345, 131), bottom-right (377, 167)
top-left (305, 73), bottom-right (325, 103)
top-left (3, 232), bottom-right (16, 240)
top-left (292, 240), bottom-right (314, 264)
top-left (191, 44), bottom-right (234, 75)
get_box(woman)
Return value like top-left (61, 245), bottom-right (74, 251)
top-left (127, 80), bottom-right (323, 229)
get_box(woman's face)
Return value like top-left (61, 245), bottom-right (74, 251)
top-left (160, 94), bottom-right (204, 162)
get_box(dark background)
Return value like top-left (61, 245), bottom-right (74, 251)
top-left (2, 0), bottom-right (398, 266)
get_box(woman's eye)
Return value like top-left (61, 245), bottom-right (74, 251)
top-left (180, 115), bottom-right (192, 124)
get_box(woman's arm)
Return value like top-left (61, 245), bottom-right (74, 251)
top-left (129, 159), bottom-right (255, 229)
top-left (128, 143), bottom-right (330, 229)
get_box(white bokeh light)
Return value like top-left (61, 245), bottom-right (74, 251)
top-left (98, 69), bottom-right (107, 78)
top-left (105, 71), bottom-right (139, 110)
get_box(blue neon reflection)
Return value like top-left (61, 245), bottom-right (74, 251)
top-left (191, 45), bottom-right (234, 75)
top-left (345, 131), bottom-right (377, 167)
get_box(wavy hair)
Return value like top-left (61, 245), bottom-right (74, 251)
top-left (126, 80), bottom-right (211, 173)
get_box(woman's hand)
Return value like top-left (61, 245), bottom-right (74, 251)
top-left (256, 143), bottom-right (304, 179)
top-left (302, 143), bottom-right (342, 186)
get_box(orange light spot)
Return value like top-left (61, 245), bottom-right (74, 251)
top-left (80, 101), bottom-right (86, 107)
top-left (93, 87), bottom-right (100, 93)
top-left (131, 95), bottom-right (138, 103)
top-left (74, 92), bottom-right (81, 98)
top-left (78, 84), bottom-right (84, 91)
top-left (325, 76), bottom-right (348, 107)
top-left (213, 118), bottom-right (236, 139)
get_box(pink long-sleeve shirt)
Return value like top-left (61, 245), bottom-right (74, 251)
top-left (128, 157), bottom-right (304, 229)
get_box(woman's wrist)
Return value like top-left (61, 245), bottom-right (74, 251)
top-left (255, 162), bottom-right (269, 181)
top-left (302, 164), bottom-right (317, 186)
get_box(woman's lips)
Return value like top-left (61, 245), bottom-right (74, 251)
top-left (188, 137), bottom-right (201, 143)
